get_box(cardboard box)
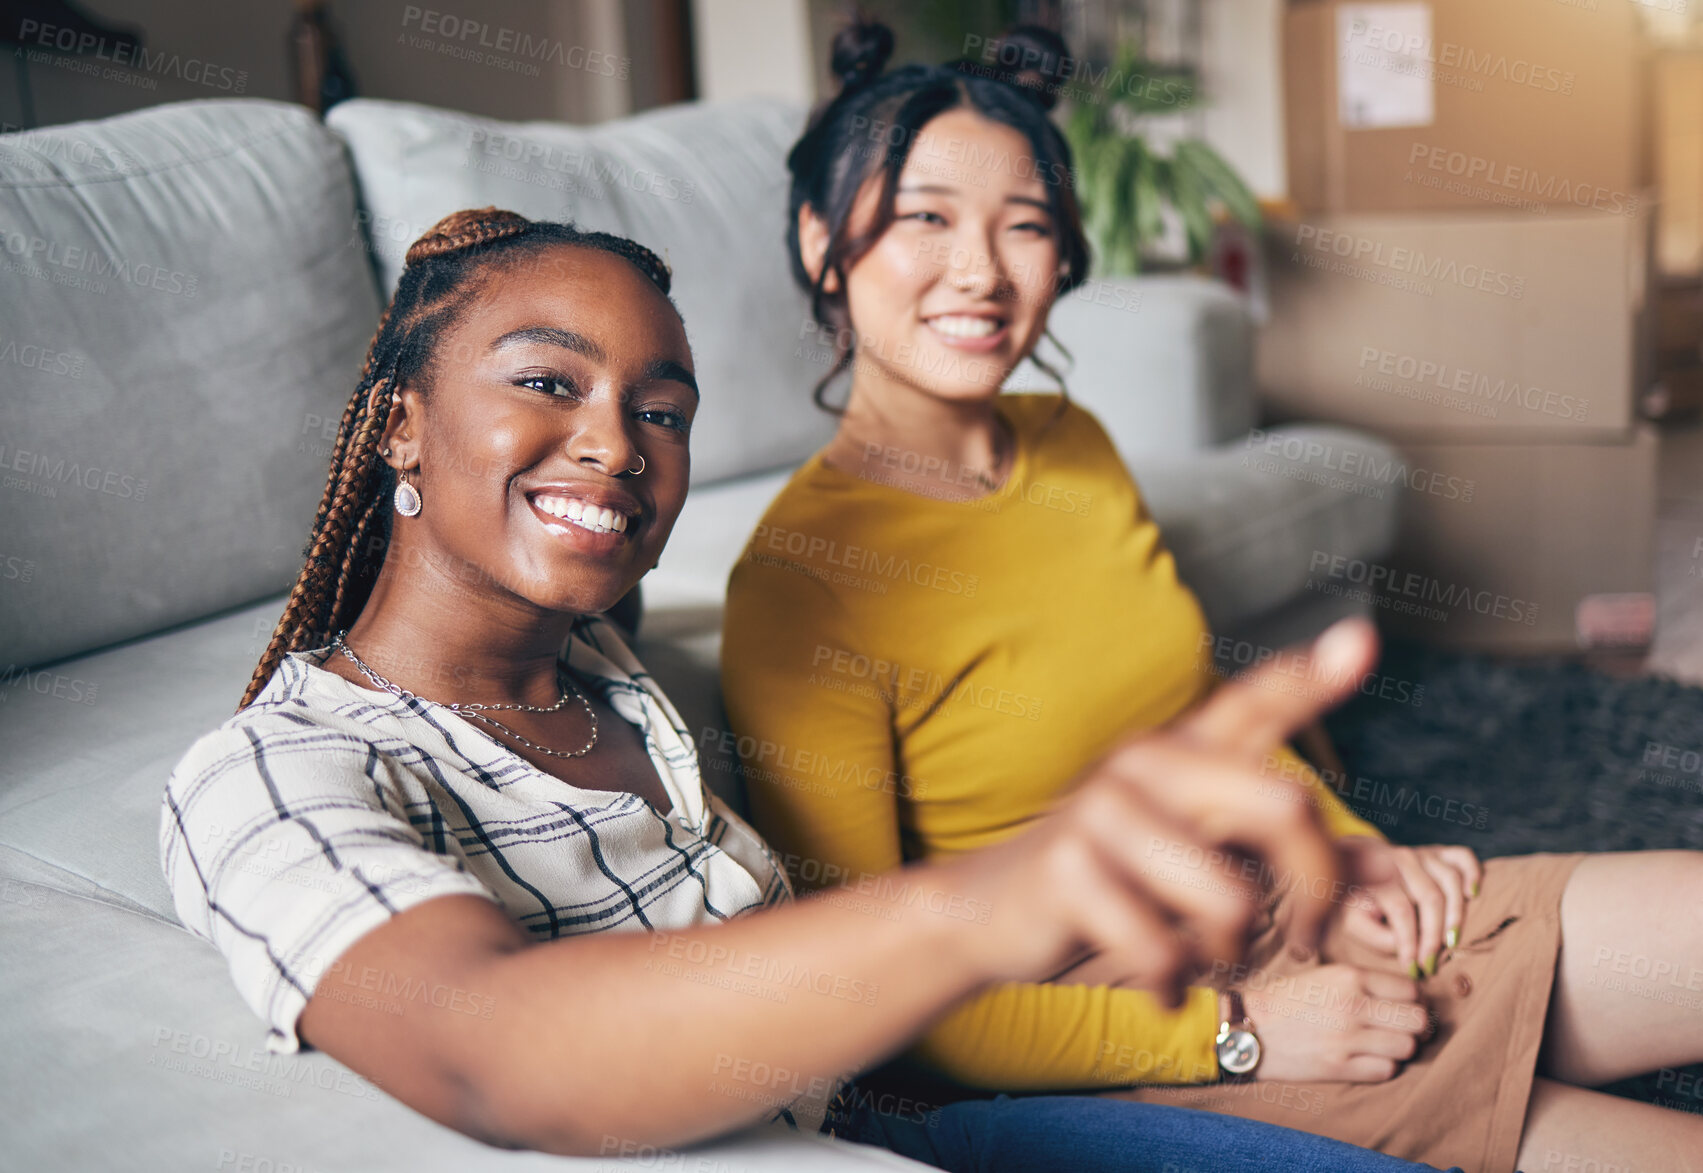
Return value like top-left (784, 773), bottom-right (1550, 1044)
top-left (1258, 203), bottom-right (1652, 440)
top-left (1319, 427), bottom-right (1659, 652)
top-left (1655, 281), bottom-right (1703, 365)
top-left (1284, 0), bottom-right (1642, 215)
top-left (1653, 51), bottom-right (1703, 279)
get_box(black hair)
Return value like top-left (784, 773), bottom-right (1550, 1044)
top-left (785, 19), bottom-right (1090, 410)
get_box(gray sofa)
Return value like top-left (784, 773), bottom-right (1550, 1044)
top-left (0, 96), bottom-right (1397, 1171)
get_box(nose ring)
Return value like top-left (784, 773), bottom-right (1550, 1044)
top-left (625, 454), bottom-right (646, 477)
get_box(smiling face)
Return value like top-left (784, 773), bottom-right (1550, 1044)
top-left (377, 244), bottom-right (695, 619)
top-left (806, 106), bottom-right (1065, 404)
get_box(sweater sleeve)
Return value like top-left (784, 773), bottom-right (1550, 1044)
top-left (913, 982), bottom-right (1221, 1090)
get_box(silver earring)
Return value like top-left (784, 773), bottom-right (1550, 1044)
top-left (394, 469), bottom-right (422, 517)
top-left (625, 454), bottom-right (646, 477)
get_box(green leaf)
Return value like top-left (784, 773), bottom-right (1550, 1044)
top-left (1090, 139), bottom-right (1125, 259)
top-left (1175, 140), bottom-right (1263, 231)
top-left (1133, 144), bottom-right (1163, 256)
top-left (1093, 137), bottom-right (1129, 276)
top-left (1104, 47), bottom-right (1198, 117)
top-left (1059, 44), bottom-right (1261, 274)
top-left (1064, 102), bottom-right (1099, 158)
top-left (1169, 150), bottom-right (1214, 263)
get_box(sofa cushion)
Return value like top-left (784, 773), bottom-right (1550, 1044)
top-left (0, 499), bottom-right (785, 927)
top-left (0, 596), bottom-right (288, 920)
top-left (632, 468), bottom-right (800, 814)
top-left (0, 851), bottom-right (927, 1171)
top-left (0, 99), bottom-right (383, 669)
top-left (325, 98), bottom-right (837, 488)
top-left (1009, 274), bottom-right (1259, 455)
top-left (1134, 426), bottom-right (1402, 635)
top-left (0, 465), bottom-right (789, 925)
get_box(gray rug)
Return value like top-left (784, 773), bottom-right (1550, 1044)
top-left (1323, 642), bottom-right (1703, 1110)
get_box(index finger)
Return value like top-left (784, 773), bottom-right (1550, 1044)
top-left (1435, 845), bottom-right (1483, 899)
top-left (1178, 618), bottom-right (1381, 762)
top-left (1095, 740), bottom-right (1345, 953)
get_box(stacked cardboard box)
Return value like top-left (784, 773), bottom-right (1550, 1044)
top-left (1266, 0), bottom-right (1658, 652)
top-left (1283, 0), bottom-right (1641, 216)
top-left (1649, 50), bottom-right (1703, 420)
top-left (1654, 50), bottom-right (1703, 282)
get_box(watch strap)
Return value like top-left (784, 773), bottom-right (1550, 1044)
top-left (1215, 989), bottom-right (1260, 1079)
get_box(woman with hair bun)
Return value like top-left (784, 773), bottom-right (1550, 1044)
top-left (723, 16), bottom-right (1703, 1173)
top-left (160, 204), bottom-right (1443, 1173)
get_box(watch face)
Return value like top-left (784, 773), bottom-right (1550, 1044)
top-left (1216, 1028), bottom-right (1261, 1076)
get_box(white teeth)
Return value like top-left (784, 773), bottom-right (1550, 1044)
top-left (533, 494), bottom-right (631, 535)
top-left (929, 315), bottom-right (1000, 339)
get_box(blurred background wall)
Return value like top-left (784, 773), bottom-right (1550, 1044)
top-left (2, 0), bottom-right (1698, 670)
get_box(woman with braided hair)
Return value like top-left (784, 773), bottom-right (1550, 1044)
top-left (161, 206), bottom-right (1447, 1171)
top-left (236, 210), bottom-right (671, 703)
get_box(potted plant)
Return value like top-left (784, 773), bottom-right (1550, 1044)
top-left (1061, 46), bottom-right (1262, 275)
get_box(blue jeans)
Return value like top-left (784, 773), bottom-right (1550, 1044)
top-left (836, 1092), bottom-right (1465, 1173)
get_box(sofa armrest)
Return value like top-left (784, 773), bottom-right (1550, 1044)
top-left (1008, 273), bottom-right (1257, 459)
top-left (1135, 425), bottom-right (1402, 634)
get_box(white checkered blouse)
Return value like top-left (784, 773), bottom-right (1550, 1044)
top-left (160, 616), bottom-right (793, 1056)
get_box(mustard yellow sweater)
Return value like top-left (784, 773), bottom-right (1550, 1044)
top-left (721, 393), bottom-right (1381, 1090)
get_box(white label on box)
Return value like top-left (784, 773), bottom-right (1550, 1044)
top-left (1337, 3), bottom-right (1435, 129)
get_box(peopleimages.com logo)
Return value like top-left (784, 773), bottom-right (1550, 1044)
top-left (15, 19), bottom-right (248, 92)
top-left (400, 6), bottom-right (630, 78)
top-left (1, 228), bottom-right (199, 298)
top-left (1356, 347), bottom-right (1588, 423)
top-left (1407, 144), bottom-right (1639, 216)
top-left (1343, 20), bottom-right (1575, 94)
top-left (1293, 224), bottom-right (1527, 298)
top-left (1308, 551), bottom-right (1539, 626)
top-left (0, 442), bottom-right (147, 501)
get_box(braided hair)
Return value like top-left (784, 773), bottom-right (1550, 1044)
top-left (239, 207), bottom-right (674, 710)
top-left (786, 19), bottom-right (1090, 411)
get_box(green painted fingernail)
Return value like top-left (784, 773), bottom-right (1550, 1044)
top-left (1446, 927), bottom-right (1460, 950)
top-left (1470, 882), bottom-right (1480, 898)
top-left (1422, 953), bottom-right (1437, 976)
top-left (1406, 961), bottom-right (1420, 979)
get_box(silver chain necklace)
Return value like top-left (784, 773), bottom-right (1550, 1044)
top-left (331, 631), bottom-right (599, 759)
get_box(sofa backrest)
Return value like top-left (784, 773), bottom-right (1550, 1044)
top-left (325, 97), bottom-right (838, 488)
top-left (0, 100), bottom-right (383, 670)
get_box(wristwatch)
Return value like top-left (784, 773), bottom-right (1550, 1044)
top-left (1215, 990), bottom-right (1262, 1077)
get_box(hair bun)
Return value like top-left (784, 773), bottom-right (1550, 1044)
top-left (405, 207), bottom-right (531, 266)
top-left (979, 24), bottom-right (1073, 112)
top-left (831, 18), bottom-right (894, 92)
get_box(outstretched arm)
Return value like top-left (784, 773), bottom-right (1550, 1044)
top-left (295, 621), bottom-right (1378, 1155)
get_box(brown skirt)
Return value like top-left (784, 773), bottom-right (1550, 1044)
top-left (1108, 852), bottom-right (1588, 1173)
